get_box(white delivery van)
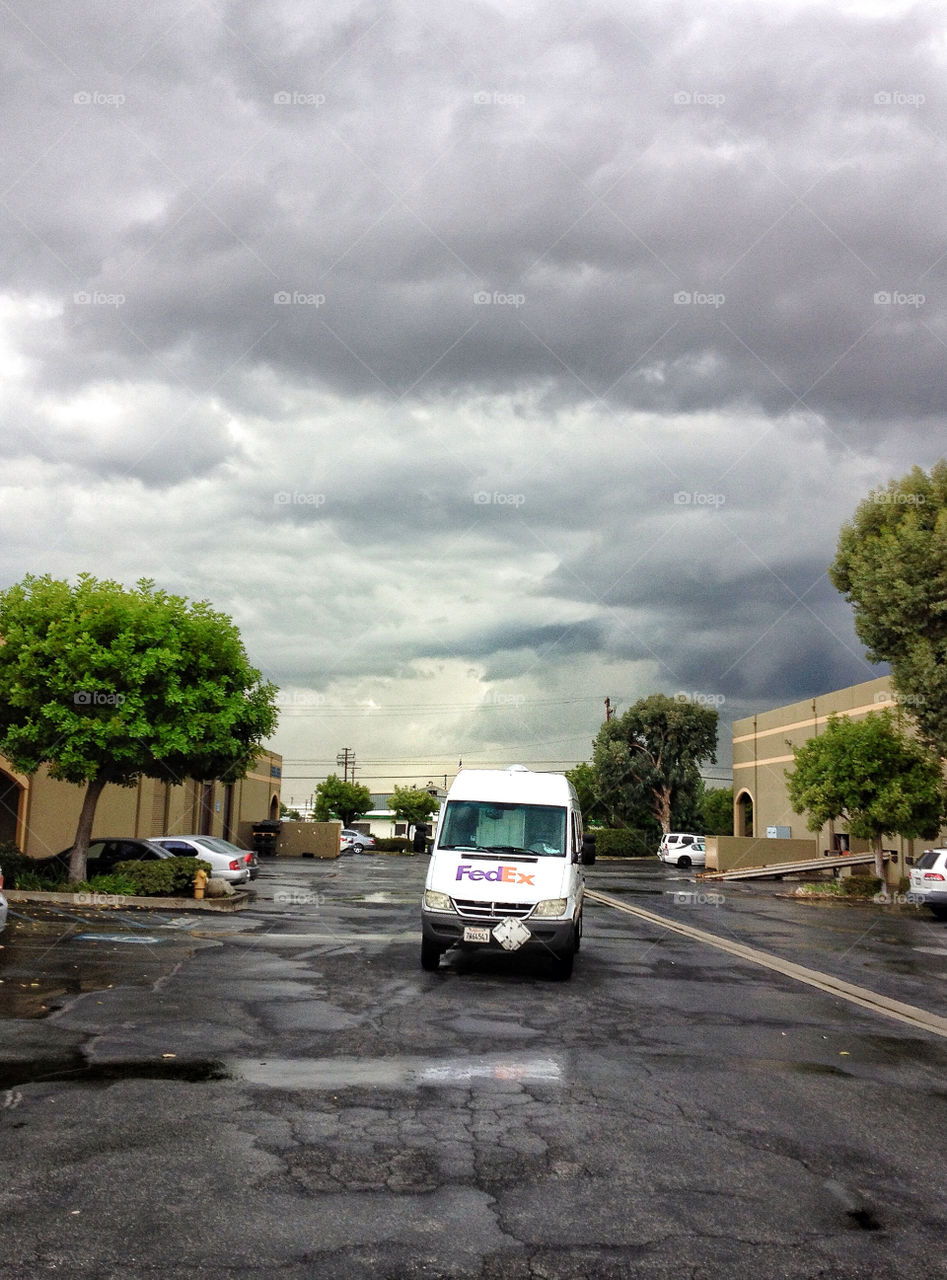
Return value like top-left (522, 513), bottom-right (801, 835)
top-left (420, 765), bottom-right (595, 978)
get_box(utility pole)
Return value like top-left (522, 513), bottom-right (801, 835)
top-left (336, 746), bottom-right (356, 783)
top-left (605, 697), bottom-right (614, 722)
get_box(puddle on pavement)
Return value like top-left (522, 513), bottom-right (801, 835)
top-left (73, 934), bottom-right (168, 945)
top-left (229, 1054), bottom-right (564, 1090)
top-left (0, 1056), bottom-right (230, 1091)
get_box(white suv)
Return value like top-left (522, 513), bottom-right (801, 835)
top-left (657, 833), bottom-right (706, 868)
top-left (909, 848), bottom-right (947, 918)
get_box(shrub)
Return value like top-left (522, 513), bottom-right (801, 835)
top-left (0, 842), bottom-right (46, 889)
top-left (590, 828), bottom-right (657, 858)
top-left (115, 857), bottom-right (212, 896)
top-left (373, 837), bottom-right (413, 853)
top-left (841, 874), bottom-right (884, 898)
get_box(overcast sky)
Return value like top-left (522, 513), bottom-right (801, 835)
top-left (2, 0), bottom-right (943, 801)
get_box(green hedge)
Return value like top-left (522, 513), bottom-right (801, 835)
top-left (0, 843), bottom-right (39, 888)
top-left (373, 837), bottom-right (414, 853)
top-left (114, 857), bottom-right (212, 895)
top-left (588, 828), bottom-right (659, 858)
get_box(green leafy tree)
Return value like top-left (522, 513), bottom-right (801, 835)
top-left (698, 784), bottom-right (734, 836)
top-left (313, 774), bottom-right (372, 827)
top-left (386, 785), bottom-right (441, 836)
top-left (785, 711), bottom-right (944, 880)
top-left (830, 459), bottom-right (947, 757)
top-left (593, 694), bottom-right (718, 834)
top-left (0, 573), bottom-right (279, 882)
top-left (564, 762), bottom-right (611, 823)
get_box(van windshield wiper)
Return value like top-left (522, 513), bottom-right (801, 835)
top-left (482, 845), bottom-right (533, 856)
top-left (439, 843), bottom-right (490, 852)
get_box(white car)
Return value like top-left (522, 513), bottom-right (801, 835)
top-left (0, 863), bottom-right (7, 933)
top-left (909, 848), bottom-right (947, 918)
top-left (657, 833), bottom-right (706, 868)
top-left (154, 835), bottom-right (251, 884)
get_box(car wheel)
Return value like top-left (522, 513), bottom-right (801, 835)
top-left (677, 854), bottom-right (692, 868)
top-left (420, 939), bottom-right (442, 971)
top-left (929, 905), bottom-right (947, 920)
top-left (551, 941), bottom-right (575, 980)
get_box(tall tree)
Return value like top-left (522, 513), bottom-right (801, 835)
top-left (698, 783), bottom-right (734, 836)
top-left (830, 459), bottom-right (947, 756)
top-left (785, 711), bottom-right (944, 880)
top-left (0, 574), bottom-right (279, 882)
top-left (313, 774), bottom-right (372, 827)
top-left (592, 694), bottom-right (718, 834)
top-left (386, 785), bottom-right (441, 836)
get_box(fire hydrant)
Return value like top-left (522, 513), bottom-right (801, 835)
top-left (193, 867), bottom-right (209, 900)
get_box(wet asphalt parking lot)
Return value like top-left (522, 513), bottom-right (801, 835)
top-left (2, 854), bottom-right (947, 1279)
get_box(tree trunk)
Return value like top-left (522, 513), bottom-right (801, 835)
top-left (873, 834), bottom-right (886, 885)
top-left (655, 786), bottom-right (672, 835)
top-left (68, 777), bottom-right (107, 883)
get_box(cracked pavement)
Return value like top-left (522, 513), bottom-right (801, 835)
top-left (1, 856), bottom-right (946, 1278)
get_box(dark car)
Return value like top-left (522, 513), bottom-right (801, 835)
top-left (41, 837), bottom-right (172, 878)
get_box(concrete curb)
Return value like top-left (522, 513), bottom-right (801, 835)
top-left (4, 889), bottom-right (254, 913)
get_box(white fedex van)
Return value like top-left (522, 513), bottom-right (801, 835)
top-left (420, 765), bottom-right (595, 978)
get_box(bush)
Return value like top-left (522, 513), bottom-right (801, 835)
top-left (114, 857), bottom-right (212, 896)
top-left (590, 828), bottom-right (658, 858)
top-left (0, 842), bottom-right (46, 889)
top-left (841, 874), bottom-right (884, 898)
top-left (373, 838), bottom-right (413, 853)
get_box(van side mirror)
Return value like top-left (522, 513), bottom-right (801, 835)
top-left (581, 833), bottom-right (596, 866)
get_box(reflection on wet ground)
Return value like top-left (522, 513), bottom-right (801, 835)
top-left (230, 1053), bottom-right (564, 1090)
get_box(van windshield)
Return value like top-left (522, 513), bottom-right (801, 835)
top-left (439, 801), bottom-right (567, 857)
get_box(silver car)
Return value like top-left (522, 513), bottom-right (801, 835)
top-left (0, 864), bottom-right (7, 933)
top-left (153, 836), bottom-right (252, 884)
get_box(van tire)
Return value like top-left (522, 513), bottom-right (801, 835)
top-left (552, 945), bottom-right (575, 980)
top-left (574, 913), bottom-right (582, 952)
top-left (420, 939), bottom-right (442, 971)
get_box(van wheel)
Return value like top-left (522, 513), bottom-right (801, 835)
top-left (551, 936), bottom-right (575, 980)
top-left (420, 939), bottom-right (442, 971)
top-left (677, 854), bottom-right (692, 868)
top-left (574, 914), bottom-right (582, 952)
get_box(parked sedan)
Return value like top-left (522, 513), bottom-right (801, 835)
top-left (41, 837), bottom-right (172, 879)
top-left (657, 833), bottom-right (706, 869)
top-left (909, 848), bottom-right (947, 918)
top-left (153, 836), bottom-right (251, 884)
top-left (340, 828), bottom-right (376, 854)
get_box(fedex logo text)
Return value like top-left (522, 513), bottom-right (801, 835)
top-left (456, 863), bottom-right (535, 886)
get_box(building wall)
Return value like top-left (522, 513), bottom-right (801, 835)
top-left (0, 750), bottom-right (282, 857)
top-left (732, 675), bottom-right (947, 878)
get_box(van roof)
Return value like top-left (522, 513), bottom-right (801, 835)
top-left (446, 766), bottom-right (575, 806)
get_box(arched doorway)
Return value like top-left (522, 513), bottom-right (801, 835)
top-left (735, 789), bottom-right (753, 838)
top-left (269, 794), bottom-right (279, 821)
top-left (0, 769), bottom-right (24, 847)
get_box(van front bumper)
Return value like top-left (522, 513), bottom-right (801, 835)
top-left (421, 909), bottom-right (575, 954)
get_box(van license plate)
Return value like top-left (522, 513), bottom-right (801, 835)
top-left (463, 926), bottom-right (491, 943)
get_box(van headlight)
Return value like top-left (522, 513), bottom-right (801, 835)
top-left (424, 890), bottom-right (454, 912)
top-left (532, 897), bottom-right (568, 917)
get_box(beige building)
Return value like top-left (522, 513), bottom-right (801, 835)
top-left (732, 675), bottom-right (947, 866)
top-left (0, 750), bottom-right (282, 858)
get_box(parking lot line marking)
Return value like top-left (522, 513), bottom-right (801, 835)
top-left (587, 889), bottom-right (947, 1040)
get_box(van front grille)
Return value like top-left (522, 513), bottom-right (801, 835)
top-left (452, 897), bottom-right (534, 920)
